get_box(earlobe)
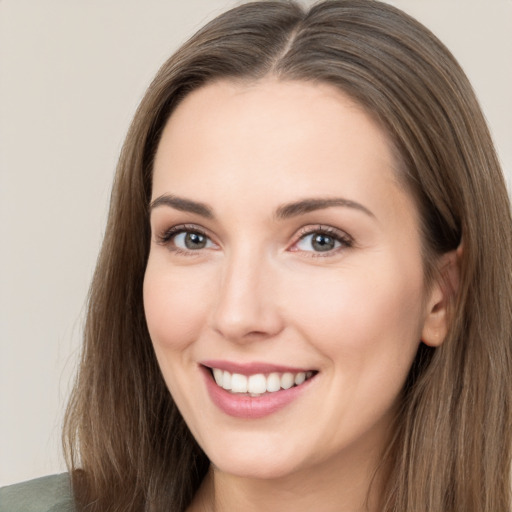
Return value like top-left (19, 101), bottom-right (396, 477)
top-left (421, 245), bottom-right (462, 347)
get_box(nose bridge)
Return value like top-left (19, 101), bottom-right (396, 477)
top-left (211, 242), bottom-right (282, 341)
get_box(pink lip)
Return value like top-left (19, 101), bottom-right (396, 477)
top-left (200, 364), bottom-right (316, 419)
top-left (201, 359), bottom-right (311, 376)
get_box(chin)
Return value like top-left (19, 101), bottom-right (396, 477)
top-left (201, 431), bottom-right (309, 480)
top-left (211, 456), bottom-right (302, 481)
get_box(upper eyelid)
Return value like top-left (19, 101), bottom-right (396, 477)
top-left (293, 224), bottom-right (353, 242)
top-left (155, 223), bottom-right (213, 243)
top-left (288, 225), bottom-right (354, 256)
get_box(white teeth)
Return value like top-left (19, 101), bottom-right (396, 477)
top-left (222, 371), bottom-right (232, 390)
top-left (248, 374), bottom-right (267, 394)
top-left (266, 372), bottom-right (281, 392)
top-left (294, 372), bottom-right (306, 385)
top-left (281, 372), bottom-right (294, 390)
top-left (211, 368), bottom-right (315, 395)
top-left (213, 368), bottom-right (223, 386)
top-left (231, 373), bottom-right (248, 393)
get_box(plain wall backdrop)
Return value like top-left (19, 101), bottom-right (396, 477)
top-left (1, 0), bottom-right (511, 487)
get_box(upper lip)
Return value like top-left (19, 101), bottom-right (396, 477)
top-left (201, 360), bottom-right (315, 375)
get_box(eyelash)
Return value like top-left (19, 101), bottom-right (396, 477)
top-left (155, 224), bottom-right (353, 257)
top-left (292, 225), bottom-right (353, 257)
top-left (156, 224), bottom-right (212, 256)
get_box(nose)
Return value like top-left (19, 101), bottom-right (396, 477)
top-left (210, 248), bottom-right (284, 343)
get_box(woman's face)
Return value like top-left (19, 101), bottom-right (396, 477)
top-left (144, 79), bottom-right (444, 480)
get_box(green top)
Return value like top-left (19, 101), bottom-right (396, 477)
top-left (0, 474), bottom-right (74, 512)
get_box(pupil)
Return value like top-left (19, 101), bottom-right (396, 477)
top-left (185, 232), bottom-right (206, 249)
top-left (312, 234), bottom-right (334, 252)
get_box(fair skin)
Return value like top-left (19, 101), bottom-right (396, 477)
top-left (143, 79), bottom-right (451, 512)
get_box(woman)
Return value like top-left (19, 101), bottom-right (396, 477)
top-left (2, 1), bottom-right (511, 511)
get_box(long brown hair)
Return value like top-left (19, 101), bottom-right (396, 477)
top-left (63, 1), bottom-right (512, 510)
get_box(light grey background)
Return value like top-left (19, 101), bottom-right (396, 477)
top-left (1, 0), bottom-right (511, 486)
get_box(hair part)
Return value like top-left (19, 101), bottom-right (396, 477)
top-left (63, 2), bottom-right (512, 511)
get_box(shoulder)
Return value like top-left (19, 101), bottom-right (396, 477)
top-left (0, 474), bottom-right (74, 512)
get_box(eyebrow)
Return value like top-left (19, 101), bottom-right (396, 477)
top-left (275, 197), bottom-right (375, 220)
top-left (149, 194), bottom-right (214, 218)
top-left (149, 194), bottom-right (374, 220)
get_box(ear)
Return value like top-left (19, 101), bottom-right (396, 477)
top-left (421, 244), bottom-right (462, 347)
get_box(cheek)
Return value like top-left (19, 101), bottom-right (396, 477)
top-left (279, 262), bottom-right (425, 440)
top-left (280, 260), bottom-right (425, 368)
top-left (143, 257), bottom-right (213, 353)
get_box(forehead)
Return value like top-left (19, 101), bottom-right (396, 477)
top-left (152, 79), bottom-right (415, 227)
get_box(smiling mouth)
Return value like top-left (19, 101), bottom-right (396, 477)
top-left (207, 367), bottom-right (317, 397)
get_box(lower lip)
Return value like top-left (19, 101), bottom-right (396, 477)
top-left (201, 367), bottom-right (315, 419)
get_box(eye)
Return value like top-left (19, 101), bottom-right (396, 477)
top-left (157, 225), bottom-right (216, 253)
top-left (297, 232), bottom-right (340, 252)
top-left (292, 227), bottom-right (352, 255)
top-left (173, 231), bottom-right (214, 250)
